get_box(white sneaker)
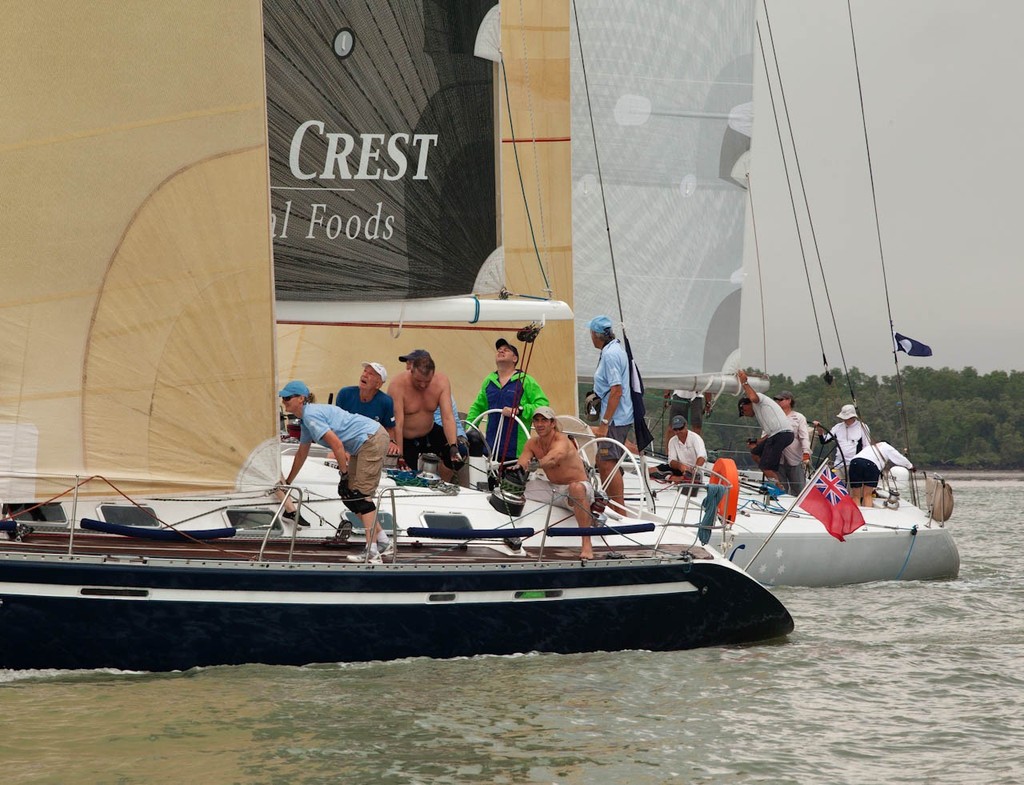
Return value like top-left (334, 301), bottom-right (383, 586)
top-left (377, 538), bottom-right (395, 557)
top-left (346, 548), bottom-right (382, 564)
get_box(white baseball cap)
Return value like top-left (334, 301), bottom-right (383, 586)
top-left (361, 361), bottom-right (388, 383)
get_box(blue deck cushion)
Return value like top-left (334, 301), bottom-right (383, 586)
top-left (405, 526), bottom-right (535, 540)
top-left (546, 522), bottom-right (656, 537)
top-left (0, 520), bottom-right (16, 533)
top-left (81, 518), bottom-right (237, 541)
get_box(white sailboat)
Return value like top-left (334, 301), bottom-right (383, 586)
top-left (565, 0), bottom-right (958, 586)
top-left (0, 1), bottom-right (792, 671)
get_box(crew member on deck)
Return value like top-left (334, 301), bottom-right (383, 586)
top-left (737, 369), bottom-right (794, 490)
top-left (467, 337), bottom-right (549, 462)
top-left (517, 406), bottom-right (595, 560)
top-left (335, 361), bottom-right (400, 457)
top-left (280, 380), bottom-right (391, 562)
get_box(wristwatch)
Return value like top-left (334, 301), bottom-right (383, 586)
top-left (600, 418), bottom-right (609, 425)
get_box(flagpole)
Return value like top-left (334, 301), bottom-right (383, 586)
top-left (889, 320), bottom-right (916, 503)
top-left (742, 460), bottom-right (829, 572)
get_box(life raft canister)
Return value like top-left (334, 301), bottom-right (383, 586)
top-left (710, 457), bottom-right (739, 524)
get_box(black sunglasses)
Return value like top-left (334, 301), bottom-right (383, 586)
top-left (281, 394), bottom-right (300, 402)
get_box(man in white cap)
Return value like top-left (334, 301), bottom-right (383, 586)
top-left (517, 406), bottom-right (595, 559)
top-left (279, 380), bottom-right (392, 563)
top-left (335, 362), bottom-right (399, 456)
top-left (812, 403), bottom-right (871, 481)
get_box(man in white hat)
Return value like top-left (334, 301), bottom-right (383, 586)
top-left (335, 362), bottom-right (399, 456)
top-left (517, 406), bottom-right (595, 559)
top-left (812, 403), bottom-right (872, 481)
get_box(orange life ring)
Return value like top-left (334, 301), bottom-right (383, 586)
top-left (710, 457), bottom-right (739, 524)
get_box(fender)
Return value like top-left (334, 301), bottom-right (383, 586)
top-left (710, 457), bottom-right (740, 524)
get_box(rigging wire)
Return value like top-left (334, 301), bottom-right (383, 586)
top-left (745, 174), bottom-right (769, 372)
top-left (498, 56), bottom-right (553, 295)
top-left (754, 19), bottom-right (831, 383)
top-left (761, 3), bottom-right (857, 406)
top-left (845, 0), bottom-right (913, 454)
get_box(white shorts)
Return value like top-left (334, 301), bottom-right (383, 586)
top-left (524, 477), bottom-right (594, 511)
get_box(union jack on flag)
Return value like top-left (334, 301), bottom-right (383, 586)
top-left (814, 467), bottom-right (850, 505)
top-left (799, 465), bottom-right (865, 541)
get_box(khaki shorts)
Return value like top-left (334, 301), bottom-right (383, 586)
top-left (597, 423), bottom-right (632, 462)
top-left (349, 428), bottom-right (388, 497)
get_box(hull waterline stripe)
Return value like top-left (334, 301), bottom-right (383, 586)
top-left (0, 580), bottom-right (696, 606)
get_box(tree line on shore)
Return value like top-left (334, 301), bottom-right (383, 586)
top-left (632, 366), bottom-right (1024, 470)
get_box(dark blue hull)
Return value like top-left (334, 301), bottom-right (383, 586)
top-left (0, 556), bottom-right (793, 671)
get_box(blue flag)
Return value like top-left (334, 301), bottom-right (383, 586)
top-left (622, 333), bottom-right (654, 452)
top-left (894, 332), bottom-right (933, 357)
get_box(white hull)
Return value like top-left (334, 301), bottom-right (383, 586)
top-left (628, 476), bottom-right (958, 587)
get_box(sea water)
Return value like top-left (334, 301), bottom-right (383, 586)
top-left (2, 477), bottom-right (1021, 785)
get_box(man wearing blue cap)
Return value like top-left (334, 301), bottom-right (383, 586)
top-left (279, 380), bottom-right (392, 562)
top-left (588, 315), bottom-right (633, 513)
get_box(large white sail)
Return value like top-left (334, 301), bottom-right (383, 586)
top-left (571, 0), bottom-right (756, 386)
top-left (0, 2), bottom-right (277, 500)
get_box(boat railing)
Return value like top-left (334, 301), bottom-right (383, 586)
top-left (572, 437), bottom-right (654, 517)
top-left (258, 485), bottom-right (306, 562)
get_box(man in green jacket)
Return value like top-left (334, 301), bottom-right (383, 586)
top-left (466, 338), bottom-right (549, 461)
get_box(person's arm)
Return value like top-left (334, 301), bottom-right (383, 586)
top-left (391, 379), bottom-right (406, 457)
top-left (385, 425), bottom-right (399, 455)
top-left (536, 435), bottom-right (571, 471)
top-left (694, 435), bottom-right (708, 468)
top-left (736, 369), bottom-right (760, 403)
top-left (667, 439), bottom-right (685, 473)
top-left (596, 384), bottom-right (623, 436)
top-left (883, 443), bottom-right (915, 470)
top-left (466, 378), bottom-right (489, 426)
top-left (798, 417), bottom-right (811, 462)
top-left (381, 396), bottom-right (399, 455)
top-left (320, 430), bottom-right (349, 475)
top-left (517, 375), bottom-right (548, 425)
top-left (438, 376), bottom-right (457, 446)
top-left (516, 439), bottom-right (537, 471)
top-left (284, 442), bottom-right (311, 485)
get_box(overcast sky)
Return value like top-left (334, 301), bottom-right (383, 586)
top-left (739, 0), bottom-right (1022, 380)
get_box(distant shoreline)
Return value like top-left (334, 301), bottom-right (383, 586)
top-left (938, 470), bottom-right (1024, 480)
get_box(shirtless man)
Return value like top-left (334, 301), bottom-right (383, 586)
top-left (517, 406), bottom-right (595, 559)
top-left (389, 350), bottom-right (464, 474)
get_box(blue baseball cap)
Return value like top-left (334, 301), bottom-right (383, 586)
top-left (588, 315), bottom-right (613, 334)
top-left (278, 380), bottom-right (310, 398)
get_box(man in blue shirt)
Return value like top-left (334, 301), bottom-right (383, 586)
top-left (589, 315), bottom-right (633, 514)
top-left (335, 361), bottom-right (399, 457)
top-left (280, 380), bottom-right (392, 562)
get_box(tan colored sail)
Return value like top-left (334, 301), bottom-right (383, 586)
top-left (274, 0), bottom-right (576, 418)
top-left (0, 2), bottom-right (276, 501)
